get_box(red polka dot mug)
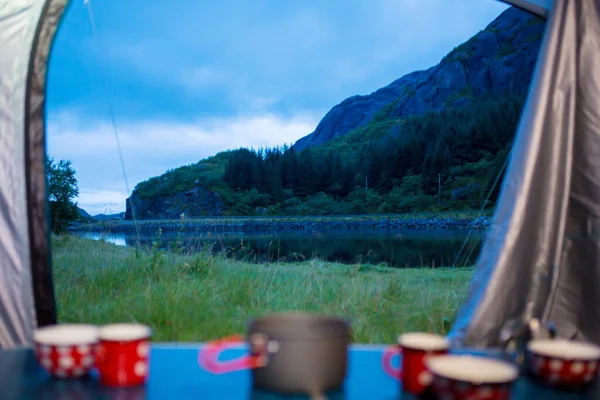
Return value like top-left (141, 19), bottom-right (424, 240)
top-left (526, 338), bottom-right (600, 389)
top-left (381, 332), bottom-right (449, 395)
top-left (425, 354), bottom-right (519, 400)
top-left (33, 324), bottom-right (100, 378)
top-left (96, 323), bottom-right (152, 387)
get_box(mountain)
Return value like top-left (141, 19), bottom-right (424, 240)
top-left (293, 7), bottom-right (544, 151)
top-left (76, 207), bottom-right (124, 222)
top-left (125, 7), bottom-right (546, 220)
top-left (77, 207), bottom-right (95, 222)
top-left (93, 213), bottom-right (125, 221)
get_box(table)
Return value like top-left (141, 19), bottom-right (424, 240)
top-left (1, 344), bottom-right (598, 399)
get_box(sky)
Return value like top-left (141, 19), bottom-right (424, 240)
top-left (46, 0), bottom-right (509, 215)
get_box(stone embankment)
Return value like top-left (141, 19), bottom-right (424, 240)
top-left (71, 215), bottom-right (492, 234)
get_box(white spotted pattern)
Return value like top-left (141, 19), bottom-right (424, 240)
top-left (59, 355), bottom-right (74, 369)
top-left (571, 362), bottom-right (585, 374)
top-left (40, 345), bottom-right (52, 354)
top-left (550, 359), bottom-right (563, 371)
top-left (77, 345), bottom-right (90, 354)
top-left (137, 342), bottom-right (149, 358)
top-left (418, 371), bottom-right (432, 386)
top-left (134, 361), bottom-right (147, 377)
top-left (57, 346), bottom-right (71, 355)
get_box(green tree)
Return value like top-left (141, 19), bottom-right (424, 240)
top-left (46, 156), bottom-right (79, 234)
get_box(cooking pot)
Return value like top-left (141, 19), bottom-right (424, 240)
top-left (250, 387), bottom-right (345, 400)
top-left (199, 312), bottom-right (351, 395)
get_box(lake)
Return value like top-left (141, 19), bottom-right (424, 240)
top-left (74, 228), bottom-right (486, 268)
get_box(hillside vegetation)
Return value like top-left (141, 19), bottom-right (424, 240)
top-left (128, 94), bottom-right (524, 218)
top-left (125, 7), bottom-right (545, 219)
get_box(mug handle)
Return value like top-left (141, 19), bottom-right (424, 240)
top-left (382, 345), bottom-right (403, 379)
top-left (199, 335), bottom-right (268, 374)
top-left (95, 343), bottom-right (107, 370)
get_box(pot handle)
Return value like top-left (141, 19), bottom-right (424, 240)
top-left (382, 345), bottom-right (403, 379)
top-left (198, 334), bottom-right (271, 374)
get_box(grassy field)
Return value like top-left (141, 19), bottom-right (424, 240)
top-left (52, 235), bottom-right (474, 343)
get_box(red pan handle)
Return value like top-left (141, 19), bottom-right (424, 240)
top-left (199, 335), bottom-right (268, 374)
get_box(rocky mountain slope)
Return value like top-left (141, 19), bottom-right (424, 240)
top-left (127, 185), bottom-right (223, 219)
top-left (293, 7), bottom-right (544, 151)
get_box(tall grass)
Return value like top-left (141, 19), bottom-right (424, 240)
top-left (52, 235), bottom-right (473, 343)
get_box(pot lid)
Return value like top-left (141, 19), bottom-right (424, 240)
top-left (247, 312), bottom-right (351, 341)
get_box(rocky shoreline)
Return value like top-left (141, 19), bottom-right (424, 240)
top-left (70, 215), bottom-right (493, 234)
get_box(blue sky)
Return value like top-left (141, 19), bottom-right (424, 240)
top-left (46, 0), bottom-right (509, 215)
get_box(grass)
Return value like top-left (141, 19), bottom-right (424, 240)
top-left (52, 235), bottom-right (474, 344)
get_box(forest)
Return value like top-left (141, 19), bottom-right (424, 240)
top-left (131, 91), bottom-right (526, 216)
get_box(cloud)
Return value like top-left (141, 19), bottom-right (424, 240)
top-left (62, 0), bottom-right (509, 117)
top-left (78, 189), bottom-right (127, 216)
top-left (46, 109), bottom-right (321, 215)
top-left (182, 67), bottom-right (228, 90)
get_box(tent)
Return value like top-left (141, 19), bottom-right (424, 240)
top-left (449, 0), bottom-right (600, 348)
top-left (0, 0), bottom-right (597, 350)
top-left (1, 0), bottom-right (69, 348)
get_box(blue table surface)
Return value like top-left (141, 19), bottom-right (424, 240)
top-left (1, 343), bottom-right (599, 400)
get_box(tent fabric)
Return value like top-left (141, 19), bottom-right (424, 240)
top-left (500, 0), bottom-right (553, 18)
top-left (26, 0), bottom-right (69, 332)
top-left (0, 0), bottom-right (67, 349)
top-left (449, 0), bottom-right (600, 348)
top-left (0, 0), bottom-right (46, 349)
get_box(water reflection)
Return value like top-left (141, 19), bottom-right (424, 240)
top-left (82, 232), bottom-right (128, 247)
top-left (74, 229), bottom-right (486, 268)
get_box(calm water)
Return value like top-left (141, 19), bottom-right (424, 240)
top-left (74, 228), bottom-right (486, 268)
